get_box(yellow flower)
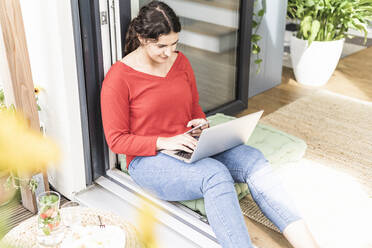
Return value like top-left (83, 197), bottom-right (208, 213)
top-left (138, 203), bottom-right (158, 248)
top-left (0, 109), bottom-right (60, 173)
top-left (34, 86), bottom-right (44, 96)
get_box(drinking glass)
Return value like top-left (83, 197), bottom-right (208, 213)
top-left (61, 201), bottom-right (82, 229)
top-left (36, 191), bottom-right (64, 246)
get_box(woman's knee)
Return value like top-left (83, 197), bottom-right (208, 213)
top-left (250, 155), bottom-right (270, 178)
top-left (231, 145), bottom-right (269, 176)
top-left (247, 163), bottom-right (280, 196)
top-left (244, 145), bottom-right (266, 159)
top-left (197, 158), bottom-right (234, 194)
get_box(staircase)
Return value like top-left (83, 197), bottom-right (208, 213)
top-left (157, 0), bottom-right (241, 111)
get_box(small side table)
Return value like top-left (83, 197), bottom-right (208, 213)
top-left (1, 207), bottom-right (142, 248)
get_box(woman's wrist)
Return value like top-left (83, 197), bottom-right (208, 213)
top-left (156, 137), bottom-right (165, 150)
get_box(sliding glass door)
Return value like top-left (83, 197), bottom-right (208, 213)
top-left (72, 0), bottom-right (253, 182)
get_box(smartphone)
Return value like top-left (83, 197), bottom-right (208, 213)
top-left (184, 120), bottom-right (210, 134)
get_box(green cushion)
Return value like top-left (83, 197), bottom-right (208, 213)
top-left (179, 183), bottom-right (249, 216)
top-left (118, 113), bottom-right (307, 216)
top-left (208, 114), bottom-right (307, 167)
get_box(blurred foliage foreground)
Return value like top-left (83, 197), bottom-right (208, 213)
top-left (0, 108), bottom-right (60, 246)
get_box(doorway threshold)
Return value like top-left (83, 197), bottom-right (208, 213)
top-left (74, 169), bottom-right (221, 248)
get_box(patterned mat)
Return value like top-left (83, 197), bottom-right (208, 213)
top-left (240, 90), bottom-right (372, 234)
top-left (240, 195), bottom-right (280, 233)
top-left (239, 90), bottom-right (372, 233)
top-left (260, 90), bottom-right (372, 196)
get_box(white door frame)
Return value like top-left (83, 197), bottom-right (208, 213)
top-left (99, 0), bottom-right (123, 169)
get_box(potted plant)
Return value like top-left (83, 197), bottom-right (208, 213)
top-left (287, 0), bottom-right (372, 86)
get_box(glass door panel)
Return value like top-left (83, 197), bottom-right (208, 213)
top-left (134, 0), bottom-right (241, 112)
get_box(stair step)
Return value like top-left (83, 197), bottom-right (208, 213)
top-left (182, 18), bottom-right (236, 37)
top-left (178, 45), bottom-right (237, 111)
top-left (186, 0), bottom-right (239, 11)
top-left (179, 44), bottom-right (236, 66)
top-left (179, 19), bottom-right (237, 53)
top-left (162, 0), bottom-right (239, 28)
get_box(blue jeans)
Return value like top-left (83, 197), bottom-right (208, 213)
top-left (128, 145), bottom-right (301, 248)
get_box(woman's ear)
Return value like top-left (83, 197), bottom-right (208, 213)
top-left (137, 35), bottom-right (148, 46)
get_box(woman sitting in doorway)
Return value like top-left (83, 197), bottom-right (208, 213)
top-left (101, 1), bottom-right (319, 247)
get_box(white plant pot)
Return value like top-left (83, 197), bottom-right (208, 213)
top-left (290, 35), bottom-right (344, 86)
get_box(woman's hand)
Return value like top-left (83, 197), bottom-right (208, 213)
top-left (156, 134), bottom-right (197, 153)
top-left (186, 118), bottom-right (209, 136)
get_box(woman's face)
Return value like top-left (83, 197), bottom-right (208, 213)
top-left (140, 32), bottom-right (179, 64)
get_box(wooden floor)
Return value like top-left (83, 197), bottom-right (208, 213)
top-left (238, 46), bottom-right (372, 119)
top-left (238, 46), bottom-right (372, 248)
top-left (0, 193), bottom-right (68, 240)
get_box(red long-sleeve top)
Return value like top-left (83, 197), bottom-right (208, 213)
top-left (101, 51), bottom-right (206, 169)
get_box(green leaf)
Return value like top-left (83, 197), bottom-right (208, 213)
top-left (308, 19), bottom-right (321, 44)
top-left (252, 20), bottom-right (258, 28)
top-left (42, 218), bottom-right (49, 225)
top-left (251, 34), bottom-right (261, 42)
top-left (326, 23), bottom-right (334, 33)
top-left (254, 59), bottom-right (263, 64)
top-left (305, 0), bottom-right (315, 7)
top-left (339, 1), bottom-right (349, 9)
top-left (42, 227), bottom-right (51, 235)
top-left (252, 44), bottom-right (261, 54)
top-left (49, 195), bottom-right (59, 203)
top-left (350, 21), bottom-right (368, 43)
top-left (29, 178), bottom-right (39, 193)
top-left (0, 88), bottom-right (4, 104)
top-left (258, 9), bottom-right (265, 17)
top-left (296, 5), bottom-right (304, 18)
top-left (300, 16), bottom-right (313, 39)
top-left (287, 0), bottom-right (372, 41)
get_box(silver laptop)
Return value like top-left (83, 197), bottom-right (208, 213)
top-left (160, 110), bottom-right (264, 163)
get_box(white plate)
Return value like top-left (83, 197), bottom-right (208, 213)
top-left (60, 225), bottom-right (126, 248)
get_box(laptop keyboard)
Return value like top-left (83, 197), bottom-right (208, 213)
top-left (175, 136), bottom-right (199, 160)
top-left (175, 150), bottom-right (192, 159)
